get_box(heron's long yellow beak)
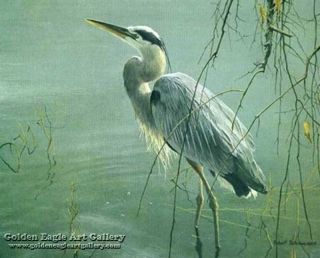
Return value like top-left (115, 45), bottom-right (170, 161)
top-left (86, 19), bottom-right (135, 40)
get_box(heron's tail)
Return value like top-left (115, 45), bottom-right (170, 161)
top-left (210, 160), bottom-right (268, 198)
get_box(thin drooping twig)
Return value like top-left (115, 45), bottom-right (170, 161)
top-left (274, 40), bottom-right (320, 257)
top-left (232, 0), bottom-right (276, 131)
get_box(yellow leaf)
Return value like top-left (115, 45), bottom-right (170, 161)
top-left (274, 0), bottom-right (281, 14)
top-left (303, 121), bottom-right (312, 143)
top-left (259, 4), bottom-right (266, 25)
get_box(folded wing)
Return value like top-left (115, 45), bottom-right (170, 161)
top-left (151, 72), bottom-right (267, 195)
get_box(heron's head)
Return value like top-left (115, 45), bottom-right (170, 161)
top-left (86, 19), bottom-right (170, 70)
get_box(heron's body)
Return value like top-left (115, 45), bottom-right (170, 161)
top-left (152, 73), bottom-right (266, 196)
top-left (86, 19), bottom-right (267, 198)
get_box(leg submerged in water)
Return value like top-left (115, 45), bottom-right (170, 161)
top-left (195, 178), bottom-right (204, 229)
top-left (194, 178), bottom-right (204, 258)
top-left (186, 158), bottom-right (221, 256)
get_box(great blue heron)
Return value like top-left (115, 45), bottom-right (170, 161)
top-left (86, 19), bottom-right (268, 253)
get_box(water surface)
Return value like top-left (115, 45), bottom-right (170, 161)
top-left (1, 1), bottom-right (319, 258)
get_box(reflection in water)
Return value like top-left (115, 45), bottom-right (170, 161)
top-left (0, 123), bottom-right (37, 173)
top-left (195, 227), bottom-right (203, 258)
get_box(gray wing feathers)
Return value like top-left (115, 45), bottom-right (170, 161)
top-left (151, 72), bottom-right (265, 189)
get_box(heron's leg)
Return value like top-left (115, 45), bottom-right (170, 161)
top-left (186, 158), bottom-right (221, 256)
top-left (194, 178), bottom-right (204, 258)
top-left (194, 178), bottom-right (204, 229)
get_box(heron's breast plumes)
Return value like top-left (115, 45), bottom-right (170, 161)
top-left (137, 119), bottom-right (173, 171)
top-left (128, 89), bottom-right (174, 171)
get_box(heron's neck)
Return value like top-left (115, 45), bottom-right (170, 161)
top-left (140, 46), bottom-right (166, 82)
top-left (123, 46), bottom-right (166, 90)
top-left (123, 46), bottom-right (166, 130)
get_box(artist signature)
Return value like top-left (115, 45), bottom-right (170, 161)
top-left (273, 240), bottom-right (317, 246)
